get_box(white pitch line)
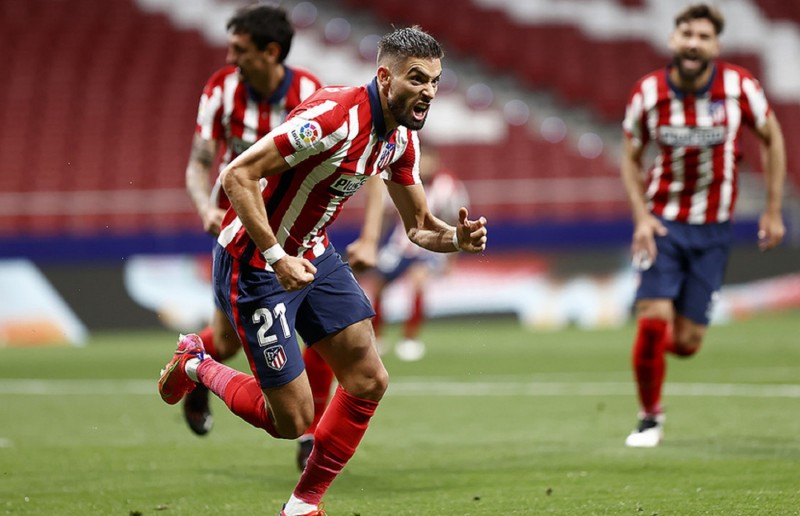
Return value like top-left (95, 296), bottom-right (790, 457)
top-left (0, 379), bottom-right (799, 398)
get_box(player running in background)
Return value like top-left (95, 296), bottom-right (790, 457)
top-left (369, 145), bottom-right (470, 361)
top-left (620, 3), bottom-right (786, 447)
top-left (159, 26), bottom-right (488, 515)
top-left (182, 3), bottom-right (331, 470)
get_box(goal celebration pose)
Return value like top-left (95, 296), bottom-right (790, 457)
top-left (159, 26), bottom-right (487, 514)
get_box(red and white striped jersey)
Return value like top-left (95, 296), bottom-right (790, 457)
top-left (195, 64), bottom-right (322, 208)
top-left (622, 61), bottom-right (771, 224)
top-left (218, 79), bottom-right (423, 269)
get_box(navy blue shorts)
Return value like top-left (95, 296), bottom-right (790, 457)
top-left (635, 219), bottom-right (732, 325)
top-left (213, 244), bottom-right (375, 389)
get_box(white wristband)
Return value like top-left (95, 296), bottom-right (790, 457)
top-left (451, 229), bottom-right (461, 251)
top-left (262, 243), bottom-right (287, 265)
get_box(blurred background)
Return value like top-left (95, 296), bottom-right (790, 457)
top-left (1, 0), bottom-right (798, 345)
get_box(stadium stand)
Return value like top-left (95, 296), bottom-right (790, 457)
top-left (338, 0), bottom-right (798, 190)
top-left (756, 0), bottom-right (800, 25)
top-left (0, 0), bottom-right (795, 255)
top-left (0, 0), bottom-right (222, 237)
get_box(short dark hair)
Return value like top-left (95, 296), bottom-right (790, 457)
top-left (376, 26), bottom-right (444, 68)
top-left (675, 3), bottom-right (725, 35)
top-left (227, 3), bottom-right (294, 61)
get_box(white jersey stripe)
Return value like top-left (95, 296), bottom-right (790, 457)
top-left (199, 86), bottom-right (223, 140)
top-left (410, 131), bottom-right (422, 183)
top-left (222, 73), bottom-right (238, 132)
top-left (242, 96), bottom-right (259, 143)
top-left (218, 214), bottom-right (243, 248)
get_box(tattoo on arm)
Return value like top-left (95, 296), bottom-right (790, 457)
top-left (193, 138), bottom-right (215, 168)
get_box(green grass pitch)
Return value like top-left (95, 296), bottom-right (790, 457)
top-left (1, 311), bottom-right (799, 515)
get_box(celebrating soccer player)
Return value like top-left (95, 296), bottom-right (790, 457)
top-left (159, 26), bottom-right (488, 515)
top-left (620, 3), bottom-right (786, 447)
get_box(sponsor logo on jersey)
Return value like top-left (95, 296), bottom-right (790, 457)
top-left (657, 126), bottom-right (726, 147)
top-left (328, 174), bottom-right (370, 197)
top-left (264, 345), bottom-right (287, 371)
top-left (289, 121), bottom-right (322, 150)
top-left (377, 143), bottom-right (396, 170)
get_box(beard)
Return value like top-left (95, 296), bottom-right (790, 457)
top-left (387, 95), bottom-right (427, 131)
top-left (672, 53), bottom-right (711, 82)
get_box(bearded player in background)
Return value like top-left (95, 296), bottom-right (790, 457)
top-left (620, 3), bottom-right (786, 447)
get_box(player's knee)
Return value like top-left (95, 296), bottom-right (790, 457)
top-left (350, 365), bottom-right (389, 402)
top-left (670, 343), bottom-right (700, 358)
top-left (213, 333), bottom-right (241, 361)
top-left (670, 334), bottom-right (702, 358)
top-left (273, 409), bottom-right (315, 440)
top-left (670, 323), bottom-right (704, 358)
top-left (371, 366), bottom-right (390, 399)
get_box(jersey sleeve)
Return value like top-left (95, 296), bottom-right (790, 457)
top-left (622, 79), bottom-right (649, 149)
top-left (272, 99), bottom-right (349, 166)
top-left (195, 75), bottom-right (225, 141)
top-left (739, 72), bottom-right (771, 130)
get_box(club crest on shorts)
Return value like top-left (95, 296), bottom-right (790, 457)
top-left (264, 345), bottom-right (287, 371)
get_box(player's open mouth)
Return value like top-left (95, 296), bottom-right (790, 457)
top-left (412, 103), bottom-right (429, 120)
top-left (680, 54), bottom-right (702, 71)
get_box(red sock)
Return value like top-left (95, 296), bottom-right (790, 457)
top-left (196, 359), bottom-right (280, 438)
top-left (303, 346), bottom-right (335, 436)
top-left (403, 289), bottom-right (424, 339)
top-left (292, 386), bottom-right (379, 505)
top-left (632, 318), bottom-right (669, 415)
top-left (198, 326), bottom-right (219, 360)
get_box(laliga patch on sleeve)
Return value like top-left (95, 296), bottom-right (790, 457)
top-left (288, 120), bottom-right (322, 151)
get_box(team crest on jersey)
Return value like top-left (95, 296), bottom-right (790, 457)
top-left (709, 100), bottom-right (727, 124)
top-left (264, 345), bottom-right (287, 371)
top-left (289, 121), bottom-right (322, 150)
top-left (377, 143), bottom-right (396, 170)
